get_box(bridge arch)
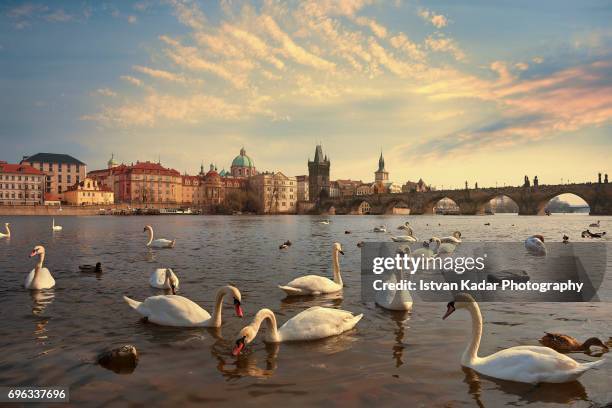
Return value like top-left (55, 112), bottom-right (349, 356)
top-left (346, 198), bottom-right (373, 215)
top-left (538, 192), bottom-right (591, 215)
top-left (383, 198), bottom-right (411, 215)
top-left (476, 194), bottom-right (519, 215)
top-left (424, 196), bottom-right (460, 215)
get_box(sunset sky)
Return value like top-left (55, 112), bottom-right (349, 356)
top-left (1, 0), bottom-right (610, 190)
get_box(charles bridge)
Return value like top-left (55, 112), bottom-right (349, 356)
top-left (318, 181), bottom-right (612, 216)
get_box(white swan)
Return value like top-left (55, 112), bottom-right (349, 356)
top-left (52, 218), bottom-right (62, 231)
top-left (430, 237), bottom-right (456, 255)
top-left (391, 225), bottom-right (417, 242)
top-left (525, 235), bottom-right (546, 255)
top-left (397, 222), bottom-right (411, 230)
top-left (440, 231), bottom-right (462, 244)
top-left (278, 243), bottom-right (344, 296)
top-left (589, 220), bottom-right (600, 228)
top-left (411, 241), bottom-right (437, 258)
top-left (0, 222), bottom-right (10, 238)
top-left (149, 268), bottom-right (179, 293)
top-left (373, 225), bottom-right (387, 233)
top-left (25, 245), bottom-right (56, 290)
top-left (144, 225), bottom-right (176, 248)
top-left (319, 220), bottom-right (330, 225)
top-left (232, 307), bottom-right (363, 355)
top-left (375, 246), bottom-right (413, 311)
top-left (443, 293), bottom-right (606, 384)
top-left (123, 285), bottom-right (243, 327)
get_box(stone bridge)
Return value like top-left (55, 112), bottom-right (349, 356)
top-left (318, 182), bottom-right (612, 215)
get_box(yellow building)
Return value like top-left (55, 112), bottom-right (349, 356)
top-left (64, 177), bottom-right (114, 205)
top-left (249, 171), bottom-right (297, 214)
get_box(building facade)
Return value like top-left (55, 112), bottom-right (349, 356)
top-left (21, 153), bottom-right (87, 199)
top-left (295, 175), bottom-right (309, 202)
top-left (249, 172), bottom-right (297, 214)
top-left (335, 179), bottom-right (363, 197)
top-left (307, 145), bottom-right (330, 202)
top-left (402, 178), bottom-right (431, 193)
top-left (230, 147), bottom-right (257, 178)
top-left (0, 161), bottom-right (45, 205)
top-left (64, 177), bottom-right (114, 205)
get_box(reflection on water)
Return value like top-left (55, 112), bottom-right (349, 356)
top-left (0, 214), bottom-right (610, 407)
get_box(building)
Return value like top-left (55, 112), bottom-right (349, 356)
top-left (21, 153), bottom-right (87, 199)
top-left (230, 147), bottom-right (257, 178)
top-left (335, 179), bottom-right (363, 197)
top-left (181, 174), bottom-right (202, 205)
top-left (329, 181), bottom-right (341, 198)
top-left (402, 178), bottom-right (431, 193)
top-left (296, 175), bottom-right (309, 202)
top-left (249, 171), bottom-right (297, 214)
top-left (356, 183), bottom-right (373, 196)
top-left (374, 152), bottom-right (389, 183)
top-left (0, 161), bottom-right (45, 205)
top-left (64, 177), bottom-right (114, 206)
top-left (89, 159), bottom-right (182, 204)
top-left (371, 151), bottom-right (401, 194)
top-left (308, 145), bottom-right (330, 202)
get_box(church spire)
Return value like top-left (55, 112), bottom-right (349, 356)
top-left (378, 150), bottom-right (385, 172)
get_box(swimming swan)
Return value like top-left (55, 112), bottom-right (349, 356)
top-left (397, 222), bottom-right (411, 230)
top-left (150, 268), bottom-right (179, 292)
top-left (375, 246), bottom-right (413, 311)
top-left (52, 218), bottom-right (62, 231)
top-left (429, 237), bottom-right (457, 255)
top-left (440, 231), bottom-right (462, 244)
top-left (443, 293), bottom-right (606, 384)
top-left (232, 307), bottom-right (363, 355)
top-left (0, 222), bottom-right (10, 238)
top-left (278, 243), bottom-right (344, 296)
top-left (144, 225), bottom-right (176, 248)
top-left (123, 285), bottom-right (243, 327)
top-left (391, 225), bottom-right (417, 242)
top-left (373, 225), bottom-right (387, 233)
top-left (25, 245), bottom-right (56, 290)
top-left (525, 235), bottom-right (546, 255)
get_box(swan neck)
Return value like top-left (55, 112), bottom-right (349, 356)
top-left (4, 224), bottom-right (10, 237)
top-left (37, 252), bottom-right (45, 270)
top-left (211, 288), bottom-right (228, 327)
top-left (332, 250), bottom-right (342, 285)
top-left (462, 302), bottom-right (482, 366)
top-left (146, 227), bottom-right (153, 246)
top-left (252, 309), bottom-right (280, 342)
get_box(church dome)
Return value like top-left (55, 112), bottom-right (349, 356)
top-left (231, 147), bottom-right (254, 168)
top-left (108, 153), bottom-right (119, 168)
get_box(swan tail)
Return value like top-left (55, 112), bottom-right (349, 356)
top-left (278, 285), bottom-right (304, 296)
top-left (123, 296), bottom-right (142, 311)
top-left (347, 313), bottom-right (364, 329)
top-left (170, 239), bottom-right (176, 248)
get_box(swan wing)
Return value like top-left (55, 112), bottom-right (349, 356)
top-left (375, 272), bottom-right (413, 310)
top-left (138, 295), bottom-right (211, 327)
top-left (151, 239), bottom-right (175, 248)
top-left (440, 237), bottom-right (460, 244)
top-left (283, 275), bottom-right (340, 294)
top-left (474, 346), bottom-right (597, 383)
top-left (24, 268), bottom-right (55, 289)
top-left (149, 269), bottom-right (168, 288)
top-left (279, 307), bottom-right (363, 341)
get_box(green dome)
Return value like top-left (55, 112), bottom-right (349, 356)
top-left (231, 147), bottom-right (254, 168)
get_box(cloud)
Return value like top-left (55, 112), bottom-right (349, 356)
top-left (133, 65), bottom-right (198, 84)
top-left (120, 75), bottom-right (144, 87)
top-left (353, 16), bottom-right (387, 39)
top-left (91, 88), bottom-right (117, 97)
top-left (46, 9), bottom-right (73, 23)
top-left (425, 34), bottom-right (465, 61)
top-left (127, 15), bottom-right (137, 24)
top-left (419, 8), bottom-right (448, 28)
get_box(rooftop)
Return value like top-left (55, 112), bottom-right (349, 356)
top-left (22, 153), bottom-right (85, 166)
top-left (0, 162), bottom-right (45, 175)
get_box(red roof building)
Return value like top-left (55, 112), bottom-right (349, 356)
top-left (0, 161), bottom-right (45, 205)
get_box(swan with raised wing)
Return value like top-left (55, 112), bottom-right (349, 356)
top-left (390, 225), bottom-right (417, 242)
top-left (149, 268), bottom-right (179, 292)
top-left (232, 307), bottom-right (363, 355)
top-left (123, 285), bottom-right (243, 327)
top-left (25, 245), bottom-right (56, 290)
top-left (144, 225), bottom-right (175, 248)
top-left (0, 222), bottom-right (10, 238)
top-left (278, 242), bottom-right (344, 296)
top-left (440, 231), bottom-right (462, 244)
top-left (397, 221), bottom-right (411, 230)
top-left (52, 218), bottom-right (62, 231)
top-left (442, 293), bottom-right (606, 383)
top-left (375, 246), bottom-right (413, 311)
top-left (525, 235), bottom-right (546, 255)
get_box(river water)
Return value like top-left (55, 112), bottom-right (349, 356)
top-left (0, 214), bottom-right (610, 407)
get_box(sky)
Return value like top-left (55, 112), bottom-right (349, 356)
top-left (0, 0), bottom-right (611, 192)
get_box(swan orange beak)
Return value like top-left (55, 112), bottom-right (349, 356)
top-left (232, 338), bottom-right (245, 356)
top-left (443, 303), bottom-right (456, 320)
top-left (234, 298), bottom-right (243, 317)
top-left (29, 250), bottom-right (37, 257)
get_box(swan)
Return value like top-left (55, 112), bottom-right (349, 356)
top-left (0, 222), bottom-right (10, 238)
top-left (373, 225), bottom-right (387, 233)
top-left (443, 293), bottom-right (607, 383)
top-left (232, 307), bottom-right (363, 355)
top-left (525, 235), bottom-right (546, 255)
top-left (440, 231), bottom-right (462, 244)
top-left (391, 225), bottom-right (417, 242)
top-left (375, 246), bottom-right (413, 311)
top-left (25, 245), bottom-right (56, 290)
top-left (411, 241), bottom-right (437, 258)
top-left (144, 225), bottom-right (176, 248)
top-left (430, 237), bottom-right (456, 255)
top-left (149, 268), bottom-right (179, 292)
top-left (52, 218), bottom-right (62, 231)
top-left (589, 220), bottom-right (600, 228)
top-left (123, 285), bottom-right (243, 327)
top-left (319, 220), bottom-right (330, 224)
top-left (397, 221), bottom-right (411, 230)
top-left (278, 243), bottom-right (344, 296)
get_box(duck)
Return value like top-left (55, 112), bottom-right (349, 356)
top-left (484, 222), bottom-right (491, 226)
top-left (525, 235), bottom-right (546, 255)
top-left (397, 222), bottom-right (411, 230)
top-left (562, 234), bottom-right (569, 244)
top-left (582, 230), bottom-right (606, 239)
top-left (443, 293), bottom-right (607, 383)
top-left (0, 222), bottom-right (10, 238)
top-left (123, 285), bottom-right (243, 327)
top-left (52, 218), bottom-right (62, 231)
top-left (279, 240), bottom-right (292, 249)
top-left (375, 246), bottom-right (413, 311)
top-left (149, 268), bottom-right (179, 293)
top-left (429, 237), bottom-right (456, 255)
top-left (589, 220), bottom-right (600, 228)
top-left (344, 230), bottom-right (351, 234)
top-left (25, 245), bottom-right (56, 290)
top-left (232, 307), bottom-right (363, 355)
top-left (440, 231), bottom-right (462, 244)
top-left (539, 333), bottom-right (609, 353)
top-left (278, 243), bottom-right (344, 296)
top-left (357, 241), bottom-right (365, 248)
top-left (373, 225), bottom-right (387, 233)
top-left (79, 262), bottom-right (102, 273)
top-left (144, 225), bottom-right (176, 248)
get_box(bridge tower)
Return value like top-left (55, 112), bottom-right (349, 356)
top-left (308, 145), bottom-right (330, 202)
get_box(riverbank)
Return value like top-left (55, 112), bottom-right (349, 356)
top-left (0, 204), bottom-right (188, 216)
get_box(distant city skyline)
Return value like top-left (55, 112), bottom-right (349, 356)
top-left (1, 0), bottom-right (610, 190)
